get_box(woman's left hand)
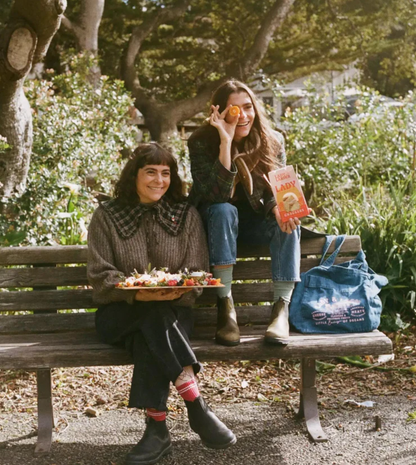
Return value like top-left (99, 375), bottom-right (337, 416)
top-left (134, 288), bottom-right (193, 301)
top-left (272, 207), bottom-right (300, 234)
top-left (273, 207), bottom-right (314, 234)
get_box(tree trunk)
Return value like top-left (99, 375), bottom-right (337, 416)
top-left (61, 0), bottom-right (104, 84)
top-left (0, 0), bottom-right (66, 198)
top-left (121, 0), bottom-right (294, 144)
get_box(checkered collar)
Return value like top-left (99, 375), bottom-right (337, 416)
top-left (102, 197), bottom-right (191, 239)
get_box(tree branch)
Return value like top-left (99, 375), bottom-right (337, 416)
top-left (166, 0), bottom-right (295, 122)
top-left (60, 15), bottom-right (75, 33)
top-left (11, 0), bottom-right (67, 64)
top-left (60, 0), bottom-right (104, 52)
top-left (234, 0), bottom-right (295, 79)
top-left (121, 0), bottom-right (191, 108)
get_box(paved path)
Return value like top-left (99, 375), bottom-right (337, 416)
top-left (1, 395), bottom-right (416, 465)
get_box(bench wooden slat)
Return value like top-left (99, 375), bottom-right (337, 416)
top-left (238, 235), bottom-right (361, 258)
top-left (0, 284), bottom-right (279, 311)
top-left (0, 329), bottom-right (392, 370)
top-left (0, 236), bottom-right (361, 266)
top-left (0, 246), bottom-right (89, 265)
top-left (0, 305), bottom-right (275, 334)
top-left (0, 289), bottom-right (94, 311)
top-left (0, 256), bottom-right (357, 288)
top-left (0, 267), bottom-right (89, 288)
top-left (233, 256), bottom-right (357, 280)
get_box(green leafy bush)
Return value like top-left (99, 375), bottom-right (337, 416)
top-left (0, 54), bottom-right (139, 245)
top-left (284, 88), bottom-right (416, 206)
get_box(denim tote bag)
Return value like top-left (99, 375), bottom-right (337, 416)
top-left (289, 235), bottom-right (388, 334)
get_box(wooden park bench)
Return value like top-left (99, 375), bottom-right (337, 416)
top-left (0, 235), bottom-right (393, 455)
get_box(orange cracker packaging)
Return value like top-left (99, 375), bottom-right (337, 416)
top-left (268, 165), bottom-right (309, 222)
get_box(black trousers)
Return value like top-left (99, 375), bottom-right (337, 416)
top-left (95, 301), bottom-right (201, 411)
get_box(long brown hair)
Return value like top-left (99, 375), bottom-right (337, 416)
top-left (211, 80), bottom-right (283, 173)
top-left (114, 143), bottom-right (185, 205)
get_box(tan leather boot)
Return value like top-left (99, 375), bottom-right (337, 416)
top-left (216, 295), bottom-right (240, 346)
top-left (265, 298), bottom-right (290, 345)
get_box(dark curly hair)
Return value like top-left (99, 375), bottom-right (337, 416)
top-left (114, 143), bottom-right (185, 205)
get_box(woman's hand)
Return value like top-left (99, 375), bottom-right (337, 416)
top-left (209, 105), bottom-right (238, 143)
top-left (272, 207), bottom-right (314, 234)
top-left (272, 207), bottom-right (300, 234)
top-left (134, 288), bottom-right (192, 301)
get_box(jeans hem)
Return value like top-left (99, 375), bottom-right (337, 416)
top-left (210, 261), bottom-right (236, 267)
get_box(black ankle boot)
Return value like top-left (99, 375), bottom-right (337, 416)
top-left (125, 417), bottom-right (172, 465)
top-left (185, 396), bottom-right (237, 449)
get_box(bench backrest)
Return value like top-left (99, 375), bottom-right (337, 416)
top-left (0, 236), bottom-right (361, 333)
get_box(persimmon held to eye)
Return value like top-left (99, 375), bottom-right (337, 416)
top-left (229, 106), bottom-right (240, 117)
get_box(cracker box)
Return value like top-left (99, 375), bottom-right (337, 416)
top-left (268, 165), bottom-right (309, 222)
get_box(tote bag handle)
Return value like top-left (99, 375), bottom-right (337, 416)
top-left (320, 235), bottom-right (346, 267)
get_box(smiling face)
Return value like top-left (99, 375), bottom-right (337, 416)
top-left (225, 91), bottom-right (256, 142)
top-left (136, 164), bottom-right (171, 204)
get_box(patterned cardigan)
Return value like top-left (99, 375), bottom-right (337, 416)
top-left (187, 126), bottom-right (286, 217)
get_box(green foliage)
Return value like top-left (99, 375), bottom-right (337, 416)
top-left (0, 135), bottom-right (10, 153)
top-left (361, 0), bottom-right (416, 97)
top-left (284, 87), bottom-right (416, 205)
top-left (0, 54), bottom-right (138, 246)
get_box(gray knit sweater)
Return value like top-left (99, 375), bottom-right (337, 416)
top-left (87, 202), bottom-right (209, 306)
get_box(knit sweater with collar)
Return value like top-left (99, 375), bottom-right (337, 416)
top-left (87, 198), bottom-right (209, 306)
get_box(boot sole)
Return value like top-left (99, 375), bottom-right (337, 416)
top-left (215, 336), bottom-right (240, 346)
top-left (125, 443), bottom-right (172, 465)
top-left (264, 336), bottom-right (289, 345)
top-left (202, 433), bottom-right (237, 449)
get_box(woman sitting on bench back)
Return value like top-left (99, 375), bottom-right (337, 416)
top-left (188, 80), bottom-right (302, 347)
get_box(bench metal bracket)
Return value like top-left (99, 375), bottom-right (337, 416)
top-left (296, 358), bottom-right (328, 443)
top-left (34, 368), bottom-right (54, 455)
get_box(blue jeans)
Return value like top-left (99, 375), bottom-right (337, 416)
top-left (199, 203), bottom-right (301, 282)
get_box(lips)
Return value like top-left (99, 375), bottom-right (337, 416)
top-left (237, 122), bottom-right (250, 127)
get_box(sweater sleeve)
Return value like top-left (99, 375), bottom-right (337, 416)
top-left (173, 207), bottom-right (210, 307)
top-left (188, 136), bottom-right (237, 203)
top-left (87, 207), bottom-right (135, 305)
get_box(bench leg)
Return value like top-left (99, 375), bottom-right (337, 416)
top-left (34, 368), bottom-right (54, 455)
top-left (296, 358), bottom-right (328, 443)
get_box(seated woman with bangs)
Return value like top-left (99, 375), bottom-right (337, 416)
top-left (87, 142), bottom-right (236, 465)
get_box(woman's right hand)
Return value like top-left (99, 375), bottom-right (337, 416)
top-left (134, 288), bottom-right (192, 301)
top-left (209, 105), bottom-right (238, 143)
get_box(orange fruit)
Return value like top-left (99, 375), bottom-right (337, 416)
top-left (229, 106), bottom-right (240, 117)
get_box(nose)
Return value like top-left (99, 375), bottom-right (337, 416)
top-left (155, 172), bottom-right (164, 183)
top-left (239, 108), bottom-right (247, 119)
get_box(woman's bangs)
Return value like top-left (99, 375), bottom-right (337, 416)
top-left (142, 144), bottom-right (175, 168)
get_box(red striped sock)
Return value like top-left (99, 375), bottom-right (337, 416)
top-left (176, 378), bottom-right (200, 402)
top-left (146, 408), bottom-right (166, 422)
